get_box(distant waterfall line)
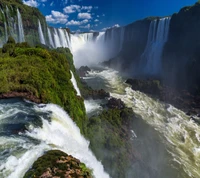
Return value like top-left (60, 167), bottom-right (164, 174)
top-left (0, 6), bottom-right (25, 47)
top-left (141, 17), bottom-right (171, 75)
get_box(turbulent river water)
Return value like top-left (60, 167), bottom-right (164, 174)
top-left (0, 68), bottom-right (200, 178)
top-left (0, 99), bottom-right (109, 178)
top-left (84, 68), bottom-right (200, 178)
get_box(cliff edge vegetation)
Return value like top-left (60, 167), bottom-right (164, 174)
top-left (0, 37), bottom-right (86, 132)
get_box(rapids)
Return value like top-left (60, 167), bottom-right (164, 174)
top-left (0, 98), bottom-right (109, 178)
top-left (84, 68), bottom-right (200, 178)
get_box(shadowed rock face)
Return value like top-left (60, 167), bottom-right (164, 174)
top-left (162, 2), bottom-right (200, 94)
top-left (24, 150), bottom-right (92, 178)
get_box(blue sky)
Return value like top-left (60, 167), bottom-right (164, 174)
top-left (23, 0), bottom-right (197, 32)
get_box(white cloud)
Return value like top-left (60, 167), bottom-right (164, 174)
top-left (40, 0), bottom-right (47, 2)
top-left (78, 12), bottom-right (92, 19)
top-left (46, 10), bottom-right (68, 24)
top-left (81, 6), bottom-right (93, 12)
top-left (23, 0), bottom-right (39, 7)
top-left (80, 24), bottom-right (91, 29)
top-left (94, 19), bottom-right (99, 22)
top-left (102, 24), bottom-right (120, 31)
top-left (97, 15), bottom-right (100, 18)
top-left (66, 19), bottom-right (88, 26)
top-left (63, 5), bottom-right (81, 13)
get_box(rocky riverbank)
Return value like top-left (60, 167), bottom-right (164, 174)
top-left (126, 78), bottom-right (200, 116)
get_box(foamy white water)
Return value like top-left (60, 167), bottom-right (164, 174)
top-left (27, 104), bottom-right (110, 178)
top-left (141, 17), bottom-right (171, 75)
top-left (38, 20), bottom-right (46, 45)
top-left (86, 68), bottom-right (200, 178)
top-left (0, 100), bottom-right (109, 178)
top-left (70, 70), bottom-right (81, 96)
top-left (84, 100), bottom-right (102, 114)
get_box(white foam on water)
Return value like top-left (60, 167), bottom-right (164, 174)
top-left (26, 104), bottom-right (110, 178)
top-left (88, 68), bottom-right (200, 178)
top-left (84, 100), bottom-right (102, 114)
top-left (70, 70), bottom-right (81, 96)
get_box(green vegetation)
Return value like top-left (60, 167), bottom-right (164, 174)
top-left (0, 38), bottom-right (86, 132)
top-left (0, 0), bottom-right (47, 46)
top-left (85, 107), bottom-right (135, 178)
top-left (24, 150), bottom-right (92, 178)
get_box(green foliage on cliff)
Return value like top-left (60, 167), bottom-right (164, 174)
top-left (24, 150), bottom-right (92, 178)
top-left (0, 0), bottom-right (47, 46)
top-left (0, 39), bottom-right (86, 131)
top-left (85, 107), bottom-right (135, 178)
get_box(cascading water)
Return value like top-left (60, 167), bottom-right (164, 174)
top-left (85, 68), bottom-right (200, 178)
top-left (47, 27), bottom-right (71, 49)
top-left (53, 28), bottom-right (61, 48)
top-left (0, 99), bottom-right (109, 178)
top-left (47, 27), bottom-right (54, 48)
top-left (0, 7), bottom-right (25, 46)
top-left (5, 6), bottom-right (18, 42)
top-left (38, 20), bottom-right (46, 45)
top-left (17, 9), bottom-right (25, 43)
top-left (141, 17), bottom-right (171, 75)
top-left (70, 70), bottom-right (81, 96)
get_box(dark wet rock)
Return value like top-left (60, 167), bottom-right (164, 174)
top-left (80, 80), bottom-right (110, 100)
top-left (126, 78), bottom-right (162, 97)
top-left (106, 97), bottom-right (125, 109)
top-left (126, 78), bottom-right (200, 116)
top-left (77, 66), bottom-right (91, 77)
top-left (0, 92), bottom-right (41, 103)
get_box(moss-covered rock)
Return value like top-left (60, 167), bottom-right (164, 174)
top-left (85, 106), bottom-right (136, 178)
top-left (0, 40), bottom-right (86, 132)
top-left (24, 150), bottom-right (92, 178)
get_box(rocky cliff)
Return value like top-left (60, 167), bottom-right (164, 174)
top-left (162, 2), bottom-right (200, 94)
top-left (0, 0), bottom-right (47, 46)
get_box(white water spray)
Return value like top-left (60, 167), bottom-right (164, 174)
top-left (0, 101), bottom-right (110, 178)
top-left (38, 20), bottom-right (46, 45)
top-left (70, 70), bottom-right (81, 96)
top-left (141, 17), bottom-right (171, 75)
top-left (27, 104), bottom-right (110, 178)
top-left (47, 27), bottom-right (54, 48)
top-left (86, 68), bottom-right (200, 178)
top-left (17, 9), bottom-right (25, 43)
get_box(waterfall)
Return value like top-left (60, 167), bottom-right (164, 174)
top-left (58, 28), bottom-right (69, 48)
top-left (4, 22), bottom-right (8, 43)
top-left (38, 20), bottom-right (46, 45)
top-left (141, 17), bottom-right (171, 75)
top-left (96, 32), bottom-right (105, 44)
top-left (53, 28), bottom-right (61, 48)
top-left (70, 70), bottom-right (81, 96)
top-left (0, 99), bottom-right (109, 178)
top-left (5, 6), bottom-right (18, 42)
top-left (17, 9), bottom-right (25, 43)
top-left (64, 30), bottom-right (71, 50)
top-left (47, 27), bottom-right (55, 48)
top-left (70, 33), bottom-right (94, 53)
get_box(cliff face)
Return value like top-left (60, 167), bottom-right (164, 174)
top-left (103, 18), bottom-right (151, 74)
top-left (162, 2), bottom-right (200, 94)
top-left (0, 0), bottom-right (47, 46)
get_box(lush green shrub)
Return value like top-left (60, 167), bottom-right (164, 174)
top-left (0, 42), bottom-right (87, 132)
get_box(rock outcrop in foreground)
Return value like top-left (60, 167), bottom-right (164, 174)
top-left (24, 150), bottom-right (92, 178)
